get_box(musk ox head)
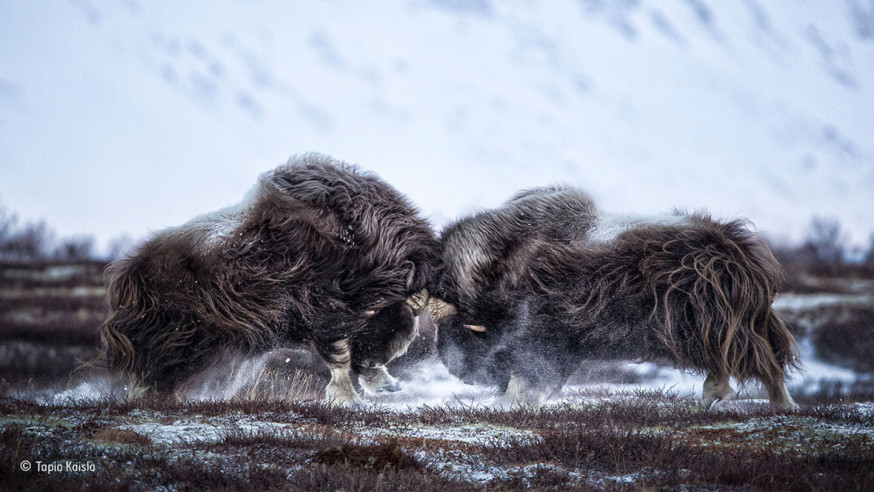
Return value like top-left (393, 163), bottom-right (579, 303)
top-left (434, 305), bottom-right (510, 388)
top-left (427, 186), bottom-right (597, 396)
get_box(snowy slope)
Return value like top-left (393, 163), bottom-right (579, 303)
top-left (1, 0), bottom-right (872, 249)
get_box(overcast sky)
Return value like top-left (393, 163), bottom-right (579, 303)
top-left (1, 1), bottom-right (872, 253)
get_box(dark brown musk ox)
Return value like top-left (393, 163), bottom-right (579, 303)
top-left (427, 186), bottom-right (800, 409)
top-left (97, 153), bottom-right (439, 404)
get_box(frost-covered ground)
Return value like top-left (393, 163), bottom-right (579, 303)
top-left (4, 317), bottom-right (873, 489)
top-left (2, 385), bottom-right (872, 490)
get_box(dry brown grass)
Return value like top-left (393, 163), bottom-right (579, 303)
top-left (91, 427), bottom-right (151, 446)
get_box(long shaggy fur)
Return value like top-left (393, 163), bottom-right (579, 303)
top-left (97, 154), bottom-right (439, 402)
top-left (433, 185), bottom-right (595, 315)
top-left (430, 187), bottom-right (800, 408)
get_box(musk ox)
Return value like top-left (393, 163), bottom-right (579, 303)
top-left (428, 186), bottom-right (799, 409)
top-left (97, 153), bottom-right (438, 404)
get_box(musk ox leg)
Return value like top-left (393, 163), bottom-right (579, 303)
top-left (496, 363), bottom-right (571, 408)
top-left (315, 338), bottom-right (362, 405)
top-left (763, 376), bottom-right (798, 410)
top-left (357, 365), bottom-right (401, 395)
top-left (702, 372), bottom-right (736, 410)
top-left (494, 339), bottom-right (575, 408)
top-left (496, 372), bottom-right (545, 408)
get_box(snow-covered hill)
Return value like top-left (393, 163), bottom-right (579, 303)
top-left (1, 0), bottom-right (872, 249)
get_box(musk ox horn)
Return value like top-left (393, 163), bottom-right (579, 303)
top-left (426, 297), bottom-right (457, 321)
top-left (405, 289), bottom-right (430, 316)
top-left (464, 324), bottom-right (487, 332)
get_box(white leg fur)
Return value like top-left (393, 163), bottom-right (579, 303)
top-left (358, 365), bottom-right (401, 395)
top-left (495, 373), bottom-right (546, 408)
top-left (323, 340), bottom-right (361, 405)
top-left (702, 373), bottom-right (736, 410)
top-left (766, 380), bottom-right (799, 411)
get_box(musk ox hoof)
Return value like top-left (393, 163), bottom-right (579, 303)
top-left (702, 374), bottom-right (736, 410)
top-left (703, 391), bottom-right (737, 410)
top-left (326, 392), bottom-right (363, 406)
top-left (773, 400), bottom-right (800, 411)
top-left (491, 374), bottom-right (548, 409)
top-left (492, 392), bottom-right (546, 409)
top-left (358, 366), bottom-right (402, 395)
top-left (702, 391), bottom-right (737, 410)
top-left (325, 383), bottom-right (363, 406)
top-left (492, 394), bottom-right (542, 410)
top-left (380, 380), bottom-right (402, 393)
top-left (702, 396), bottom-right (723, 410)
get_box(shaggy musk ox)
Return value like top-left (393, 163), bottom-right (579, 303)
top-left (428, 186), bottom-right (800, 409)
top-left (98, 154), bottom-right (438, 404)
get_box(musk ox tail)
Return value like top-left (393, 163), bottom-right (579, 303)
top-left (96, 259), bottom-right (143, 373)
top-left (638, 216), bottom-right (800, 384)
top-left (96, 258), bottom-right (216, 393)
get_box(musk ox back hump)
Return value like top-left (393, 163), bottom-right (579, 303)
top-left (503, 185), bottom-right (597, 242)
top-left (433, 185), bottom-right (596, 311)
top-left (263, 155), bottom-right (439, 295)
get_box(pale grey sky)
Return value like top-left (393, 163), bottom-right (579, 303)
top-left (2, 1), bottom-right (872, 252)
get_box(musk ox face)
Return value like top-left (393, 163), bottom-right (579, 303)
top-left (428, 186), bottom-right (598, 391)
top-left (436, 311), bottom-right (511, 388)
top-left (351, 301), bottom-right (419, 394)
top-left (98, 153), bottom-right (439, 404)
top-left (430, 188), bottom-right (799, 409)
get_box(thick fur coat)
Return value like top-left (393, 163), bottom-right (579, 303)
top-left (98, 154), bottom-right (439, 403)
top-left (429, 186), bottom-right (799, 409)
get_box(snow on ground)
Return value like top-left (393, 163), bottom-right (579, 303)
top-left (366, 423), bottom-right (542, 447)
top-left (30, 340), bottom-right (870, 410)
top-left (368, 360), bottom-right (499, 409)
top-left (119, 417), bottom-right (303, 446)
top-left (773, 293), bottom-right (874, 312)
top-left (120, 420), bottom-right (228, 445)
top-left (48, 379), bottom-right (115, 405)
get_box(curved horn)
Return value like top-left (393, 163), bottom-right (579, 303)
top-left (426, 297), bottom-right (457, 322)
top-left (405, 289), bottom-right (430, 316)
top-left (464, 324), bottom-right (487, 332)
